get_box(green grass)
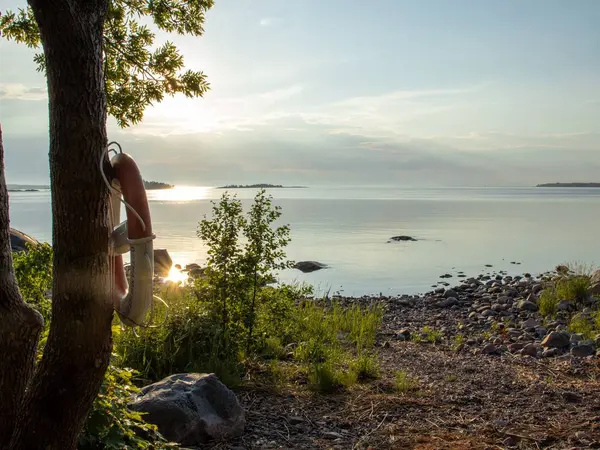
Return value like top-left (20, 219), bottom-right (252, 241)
top-left (421, 326), bottom-right (442, 344)
top-left (556, 275), bottom-right (590, 306)
top-left (568, 312), bottom-right (598, 340)
top-left (350, 353), bottom-right (380, 382)
top-left (394, 370), bottom-right (418, 393)
top-left (452, 334), bottom-right (466, 351)
top-left (115, 283), bottom-right (384, 392)
top-left (539, 289), bottom-right (560, 318)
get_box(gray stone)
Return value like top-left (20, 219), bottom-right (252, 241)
top-left (482, 309), bottom-right (496, 317)
top-left (570, 333), bottom-right (584, 343)
top-left (397, 329), bottom-right (411, 339)
top-left (557, 300), bottom-right (572, 311)
top-left (444, 289), bottom-right (458, 298)
top-left (481, 343), bottom-right (498, 355)
top-left (521, 318), bottom-right (540, 330)
top-left (535, 327), bottom-right (548, 338)
top-left (532, 284), bottom-right (543, 294)
top-left (518, 300), bottom-right (539, 312)
top-left (508, 343), bottom-right (525, 353)
top-left (571, 344), bottom-right (595, 358)
top-left (323, 431), bottom-right (344, 440)
top-left (9, 228), bottom-right (39, 252)
top-left (128, 373), bottom-right (245, 446)
top-left (521, 343), bottom-right (538, 357)
top-left (439, 297), bottom-right (458, 308)
top-left (542, 348), bottom-right (560, 358)
top-left (541, 331), bottom-right (571, 349)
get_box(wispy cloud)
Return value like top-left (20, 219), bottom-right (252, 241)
top-left (0, 83), bottom-right (47, 101)
top-left (259, 17), bottom-right (281, 27)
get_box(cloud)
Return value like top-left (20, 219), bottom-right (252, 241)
top-left (259, 17), bottom-right (281, 27)
top-left (0, 83), bottom-right (47, 101)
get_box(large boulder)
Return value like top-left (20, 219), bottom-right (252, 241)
top-left (10, 228), bottom-right (39, 252)
top-left (129, 373), bottom-right (245, 446)
top-left (153, 249), bottom-right (172, 276)
top-left (294, 261), bottom-right (327, 273)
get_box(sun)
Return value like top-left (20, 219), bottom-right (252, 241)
top-left (166, 266), bottom-right (189, 284)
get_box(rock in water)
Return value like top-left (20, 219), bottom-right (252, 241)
top-left (294, 261), bottom-right (327, 273)
top-left (390, 235), bottom-right (417, 242)
top-left (541, 331), bottom-right (571, 349)
top-left (128, 373), bottom-right (245, 445)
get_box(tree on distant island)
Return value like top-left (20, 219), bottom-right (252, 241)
top-left (217, 183), bottom-right (307, 189)
top-left (143, 180), bottom-right (174, 190)
top-left (0, 1), bottom-right (213, 448)
top-left (536, 182), bottom-right (600, 188)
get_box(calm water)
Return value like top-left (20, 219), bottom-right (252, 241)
top-left (8, 186), bottom-right (600, 296)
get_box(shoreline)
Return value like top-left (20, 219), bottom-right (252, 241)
top-left (197, 263), bottom-right (600, 449)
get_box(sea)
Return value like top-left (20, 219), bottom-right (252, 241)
top-left (8, 185), bottom-right (600, 297)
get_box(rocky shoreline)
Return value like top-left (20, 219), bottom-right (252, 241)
top-left (361, 268), bottom-right (600, 360)
top-left (203, 266), bottom-right (600, 450)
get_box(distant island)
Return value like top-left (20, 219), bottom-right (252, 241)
top-left (536, 183), bottom-right (600, 188)
top-left (216, 183), bottom-right (307, 189)
top-left (144, 180), bottom-right (174, 190)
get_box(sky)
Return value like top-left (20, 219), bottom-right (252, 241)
top-left (0, 0), bottom-right (599, 186)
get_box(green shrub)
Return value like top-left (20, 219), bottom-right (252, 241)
top-left (12, 242), bottom-right (53, 324)
top-left (556, 275), bottom-right (590, 306)
top-left (539, 289), bottom-right (560, 318)
top-left (308, 362), bottom-right (348, 393)
top-left (569, 312), bottom-right (596, 340)
top-left (79, 363), bottom-right (177, 450)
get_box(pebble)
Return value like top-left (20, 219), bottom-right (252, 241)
top-left (541, 331), bottom-right (571, 349)
top-left (521, 343), bottom-right (538, 357)
top-left (481, 343), bottom-right (498, 355)
top-left (323, 431), bottom-right (344, 440)
top-left (571, 344), bottom-right (595, 358)
top-left (518, 300), bottom-right (539, 312)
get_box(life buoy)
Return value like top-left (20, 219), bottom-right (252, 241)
top-left (101, 144), bottom-right (164, 329)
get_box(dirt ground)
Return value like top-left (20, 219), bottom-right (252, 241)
top-left (197, 300), bottom-right (600, 450)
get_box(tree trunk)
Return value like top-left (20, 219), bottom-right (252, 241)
top-left (0, 126), bottom-right (45, 449)
top-left (9, 1), bottom-right (113, 449)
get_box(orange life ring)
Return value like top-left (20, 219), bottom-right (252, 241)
top-left (102, 145), bottom-right (162, 328)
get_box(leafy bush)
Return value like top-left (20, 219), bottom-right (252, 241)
top-left (79, 363), bottom-right (177, 450)
top-left (568, 312), bottom-right (597, 340)
top-left (196, 189), bottom-right (294, 359)
top-left (556, 275), bottom-right (590, 306)
top-left (115, 190), bottom-right (385, 393)
top-left (12, 242), bottom-right (53, 323)
top-left (539, 289), bottom-right (560, 318)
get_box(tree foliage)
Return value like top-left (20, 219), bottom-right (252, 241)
top-left (0, 0), bottom-right (213, 127)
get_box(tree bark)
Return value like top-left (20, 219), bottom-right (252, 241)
top-left (9, 1), bottom-right (114, 449)
top-left (0, 125), bottom-right (45, 449)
